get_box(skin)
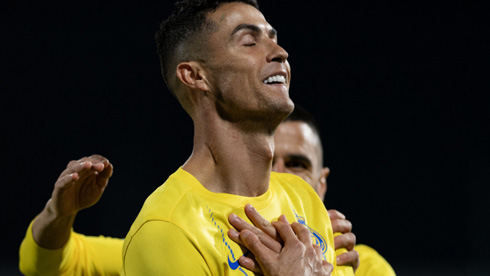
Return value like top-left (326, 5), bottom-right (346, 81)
top-left (27, 3), bottom-right (349, 276)
top-left (273, 121), bottom-right (358, 266)
top-left (32, 155), bottom-right (112, 249)
top-left (178, 2), bottom-right (293, 198)
top-left (273, 121), bottom-right (328, 200)
top-left (28, 120), bottom-right (356, 275)
top-left (228, 121), bottom-right (360, 273)
top-left (158, 3), bottom-right (331, 275)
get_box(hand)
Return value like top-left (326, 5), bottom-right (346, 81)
top-left (229, 204), bottom-right (282, 252)
top-left (49, 155), bottom-right (113, 217)
top-left (239, 215), bottom-right (333, 276)
top-left (32, 154), bottom-right (113, 249)
top-left (228, 204), bottom-right (283, 273)
top-left (328, 209), bottom-right (359, 271)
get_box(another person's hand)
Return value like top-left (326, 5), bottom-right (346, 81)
top-left (328, 209), bottom-right (359, 271)
top-left (50, 155), bottom-right (113, 217)
top-left (32, 155), bottom-right (112, 249)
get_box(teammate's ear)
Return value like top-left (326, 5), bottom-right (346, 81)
top-left (176, 62), bottom-right (209, 91)
top-left (317, 167), bottom-right (329, 201)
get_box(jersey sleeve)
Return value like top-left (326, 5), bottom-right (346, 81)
top-left (355, 244), bottom-right (396, 276)
top-left (19, 219), bottom-right (123, 276)
top-left (122, 220), bottom-right (211, 276)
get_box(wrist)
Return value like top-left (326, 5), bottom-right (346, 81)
top-left (32, 199), bottom-right (77, 249)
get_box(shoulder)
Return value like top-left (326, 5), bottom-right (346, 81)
top-left (355, 244), bottom-right (396, 276)
top-left (270, 171), bottom-right (319, 199)
top-left (123, 221), bottom-right (210, 275)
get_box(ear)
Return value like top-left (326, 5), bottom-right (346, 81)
top-left (316, 167), bottom-right (329, 201)
top-left (176, 61), bottom-right (209, 91)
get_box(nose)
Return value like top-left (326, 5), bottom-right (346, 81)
top-left (266, 40), bottom-right (288, 63)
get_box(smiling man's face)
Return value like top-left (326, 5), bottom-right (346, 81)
top-left (203, 2), bottom-right (293, 122)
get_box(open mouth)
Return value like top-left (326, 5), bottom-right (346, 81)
top-left (263, 75), bottom-right (286, 84)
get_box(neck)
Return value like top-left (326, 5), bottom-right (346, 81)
top-left (182, 111), bottom-right (277, 197)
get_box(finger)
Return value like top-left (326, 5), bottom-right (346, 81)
top-left (88, 154), bottom-right (108, 164)
top-left (244, 204), bottom-right (278, 240)
top-left (336, 250), bottom-right (360, 269)
top-left (331, 218), bottom-right (352, 234)
top-left (323, 260), bottom-right (334, 275)
top-left (334, 232), bottom-right (356, 251)
top-left (327, 209), bottom-right (346, 220)
top-left (313, 244), bottom-right (322, 259)
top-left (273, 220), bottom-right (299, 245)
top-left (227, 228), bottom-right (243, 246)
top-left (54, 173), bottom-right (79, 189)
top-left (74, 161), bottom-right (102, 181)
top-left (60, 160), bottom-right (92, 179)
top-left (278, 214), bottom-right (289, 224)
top-left (98, 162), bottom-right (113, 179)
top-left (87, 155), bottom-right (110, 172)
top-left (239, 229), bottom-right (274, 264)
top-left (228, 213), bottom-right (255, 232)
top-left (291, 222), bottom-right (311, 245)
top-left (228, 214), bottom-right (282, 253)
top-left (238, 255), bottom-right (263, 274)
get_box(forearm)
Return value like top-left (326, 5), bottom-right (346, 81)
top-left (32, 199), bottom-right (77, 249)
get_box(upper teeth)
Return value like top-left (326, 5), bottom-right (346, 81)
top-left (263, 75), bottom-right (286, 84)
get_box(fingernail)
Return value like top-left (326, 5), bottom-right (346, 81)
top-left (229, 213), bottom-right (237, 221)
top-left (242, 231), bottom-right (250, 238)
top-left (229, 228), bottom-right (238, 237)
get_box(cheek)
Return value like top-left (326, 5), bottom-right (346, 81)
top-left (295, 172), bottom-right (313, 186)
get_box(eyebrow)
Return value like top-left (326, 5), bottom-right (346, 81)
top-left (286, 154), bottom-right (312, 167)
top-left (231, 23), bottom-right (277, 38)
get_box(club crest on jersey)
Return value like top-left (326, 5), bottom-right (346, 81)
top-left (294, 210), bottom-right (328, 259)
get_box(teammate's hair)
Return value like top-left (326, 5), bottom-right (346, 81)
top-left (284, 105), bottom-right (324, 165)
top-left (284, 105), bottom-right (323, 144)
top-left (155, 0), bottom-right (259, 97)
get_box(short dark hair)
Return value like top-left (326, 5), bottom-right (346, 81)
top-left (284, 105), bottom-right (325, 165)
top-left (284, 105), bottom-right (323, 144)
top-left (155, 0), bottom-right (259, 96)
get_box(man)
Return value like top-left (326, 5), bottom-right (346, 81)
top-left (121, 0), bottom-right (349, 275)
top-left (19, 106), bottom-right (391, 275)
top-left (272, 106), bottom-right (396, 276)
top-left (18, 1), bottom-right (355, 274)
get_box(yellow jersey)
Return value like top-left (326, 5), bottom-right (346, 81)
top-left (122, 167), bottom-right (354, 276)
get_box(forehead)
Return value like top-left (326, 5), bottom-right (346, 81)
top-left (274, 121), bottom-right (321, 160)
top-left (208, 2), bottom-right (272, 35)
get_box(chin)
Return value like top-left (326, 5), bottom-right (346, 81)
top-left (277, 97), bottom-right (295, 117)
top-left (267, 98), bottom-right (294, 123)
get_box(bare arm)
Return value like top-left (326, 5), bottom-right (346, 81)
top-left (32, 155), bottom-right (113, 249)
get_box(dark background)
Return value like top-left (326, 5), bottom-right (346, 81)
top-left (2, 1), bottom-right (489, 275)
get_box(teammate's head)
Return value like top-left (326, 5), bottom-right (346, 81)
top-left (273, 106), bottom-right (329, 200)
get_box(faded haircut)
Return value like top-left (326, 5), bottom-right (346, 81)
top-left (155, 0), bottom-right (259, 97)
